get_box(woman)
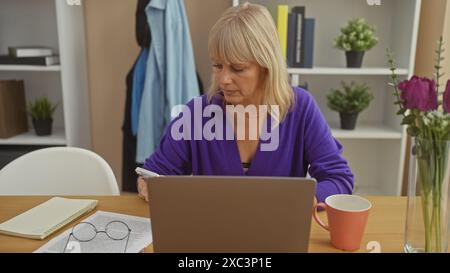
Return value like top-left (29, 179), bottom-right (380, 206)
top-left (137, 2), bottom-right (354, 202)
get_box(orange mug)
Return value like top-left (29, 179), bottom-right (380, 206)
top-left (313, 194), bottom-right (372, 251)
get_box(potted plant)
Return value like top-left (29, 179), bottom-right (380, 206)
top-left (334, 18), bottom-right (379, 68)
top-left (27, 97), bottom-right (57, 136)
top-left (326, 81), bottom-right (374, 130)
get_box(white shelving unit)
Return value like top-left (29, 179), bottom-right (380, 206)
top-left (287, 67), bottom-right (409, 76)
top-left (0, 128), bottom-right (66, 146)
top-left (0, 0), bottom-right (91, 148)
top-left (330, 123), bottom-right (402, 140)
top-left (235, 0), bottom-right (422, 196)
top-left (0, 65), bottom-right (61, 72)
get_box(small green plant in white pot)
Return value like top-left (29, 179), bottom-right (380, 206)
top-left (327, 81), bottom-right (374, 130)
top-left (27, 97), bottom-right (57, 136)
top-left (334, 18), bottom-right (378, 68)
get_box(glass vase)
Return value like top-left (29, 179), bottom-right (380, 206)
top-left (404, 137), bottom-right (450, 253)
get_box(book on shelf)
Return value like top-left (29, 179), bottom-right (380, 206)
top-left (277, 5), bottom-right (289, 60)
top-left (302, 18), bottom-right (315, 68)
top-left (285, 11), bottom-right (315, 68)
top-left (286, 13), bottom-right (297, 68)
top-left (8, 46), bottom-right (53, 58)
top-left (291, 6), bottom-right (305, 68)
top-left (0, 55), bottom-right (59, 66)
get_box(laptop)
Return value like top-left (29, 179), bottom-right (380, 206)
top-left (146, 176), bottom-right (316, 253)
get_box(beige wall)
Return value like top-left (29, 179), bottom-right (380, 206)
top-left (414, 0), bottom-right (448, 77)
top-left (84, 0), bottom-right (231, 189)
top-left (84, 0), bottom-right (139, 189)
top-left (442, 1), bottom-right (450, 80)
top-left (185, 0), bottom-right (232, 90)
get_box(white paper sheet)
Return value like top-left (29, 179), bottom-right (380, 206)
top-left (34, 211), bottom-right (152, 253)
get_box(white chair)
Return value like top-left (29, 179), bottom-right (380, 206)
top-left (0, 147), bottom-right (120, 195)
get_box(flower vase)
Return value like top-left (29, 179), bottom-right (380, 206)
top-left (404, 137), bottom-right (450, 253)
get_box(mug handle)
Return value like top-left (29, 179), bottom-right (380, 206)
top-left (313, 202), bottom-right (330, 231)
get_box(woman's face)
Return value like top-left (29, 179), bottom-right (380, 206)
top-left (212, 59), bottom-right (265, 106)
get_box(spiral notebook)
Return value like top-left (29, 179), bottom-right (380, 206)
top-left (0, 197), bottom-right (98, 240)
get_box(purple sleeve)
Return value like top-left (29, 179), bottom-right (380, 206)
top-left (143, 116), bottom-right (192, 175)
top-left (302, 92), bottom-right (354, 202)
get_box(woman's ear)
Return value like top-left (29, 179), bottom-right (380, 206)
top-left (259, 67), bottom-right (268, 83)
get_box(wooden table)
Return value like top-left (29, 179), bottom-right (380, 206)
top-left (0, 196), bottom-right (407, 253)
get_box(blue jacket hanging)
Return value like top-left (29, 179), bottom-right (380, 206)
top-left (136, 0), bottom-right (200, 163)
top-left (131, 48), bottom-right (149, 136)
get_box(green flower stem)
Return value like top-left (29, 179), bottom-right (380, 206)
top-left (435, 37), bottom-right (444, 98)
top-left (420, 188), bottom-right (431, 252)
top-left (434, 140), bottom-right (448, 252)
top-left (435, 146), bottom-right (441, 252)
top-left (386, 49), bottom-right (407, 119)
top-left (432, 192), bottom-right (441, 252)
top-left (419, 158), bottom-right (432, 252)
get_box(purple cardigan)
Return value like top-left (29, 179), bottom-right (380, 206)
top-left (144, 87), bottom-right (354, 202)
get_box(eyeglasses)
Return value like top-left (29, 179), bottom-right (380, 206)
top-left (63, 221), bottom-right (131, 253)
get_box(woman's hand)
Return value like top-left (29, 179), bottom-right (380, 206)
top-left (137, 177), bottom-right (149, 202)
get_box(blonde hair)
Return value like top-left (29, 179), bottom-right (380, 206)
top-left (207, 2), bottom-right (294, 121)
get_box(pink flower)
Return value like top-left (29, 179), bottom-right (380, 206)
top-left (398, 76), bottom-right (438, 111)
top-left (444, 80), bottom-right (450, 113)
